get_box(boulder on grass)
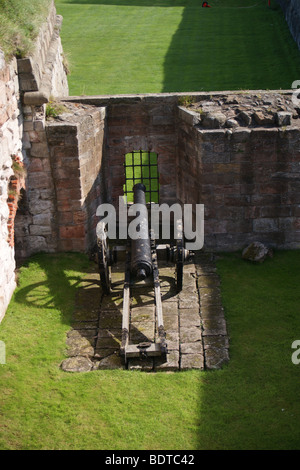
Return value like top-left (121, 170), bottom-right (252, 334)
top-left (60, 356), bottom-right (93, 372)
top-left (242, 242), bottom-right (273, 263)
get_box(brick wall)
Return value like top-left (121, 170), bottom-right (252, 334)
top-left (66, 95), bottom-right (179, 211)
top-left (62, 92), bottom-right (299, 252)
top-left (105, 95), bottom-right (178, 208)
top-left (46, 105), bottom-right (106, 252)
top-left (177, 103), bottom-right (300, 251)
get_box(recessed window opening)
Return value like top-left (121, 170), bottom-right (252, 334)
top-left (123, 150), bottom-right (159, 203)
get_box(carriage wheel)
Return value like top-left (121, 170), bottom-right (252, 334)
top-left (97, 222), bottom-right (111, 295)
top-left (175, 219), bottom-right (184, 293)
top-left (176, 236), bottom-right (184, 293)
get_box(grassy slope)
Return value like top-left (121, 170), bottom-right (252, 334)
top-left (55, 0), bottom-right (300, 94)
top-left (0, 251), bottom-right (299, 450)
top-left (0, 0), bottom-right (51, 58)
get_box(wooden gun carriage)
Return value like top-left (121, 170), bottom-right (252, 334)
top-left (96, 183), bottom-right (194, 364)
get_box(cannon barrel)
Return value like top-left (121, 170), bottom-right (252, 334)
top-left (130, 183), bottom-right (152, 280)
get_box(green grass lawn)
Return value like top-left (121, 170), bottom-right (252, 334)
top-left (0, 250), bottom-right (299, 449)
top-left (124, 151), bottom-right (159, 202)
top-left (55, 0), bottom-right (300, 95)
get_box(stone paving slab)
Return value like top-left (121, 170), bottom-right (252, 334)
top-left (61, 252), bottom-right (229, 372)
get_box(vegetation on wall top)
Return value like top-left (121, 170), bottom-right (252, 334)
top-left (0, 0), bottom-right (51, 59)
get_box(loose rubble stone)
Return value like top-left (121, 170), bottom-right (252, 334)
top-left (226, 118), bottom-right (239, 128)
top-left (238, 110), bottom-right (252, 126)
top-left (242, 241), bottom-right (273, 263)
top-left (202, 112), bottom-right (227, 129)
top-left (66, 334), bottom-right (95, 357)
top-left (253, 111), bottom-right (275, 126)
top-left (185, 91), bottom-right (298, 131)
top-left (276, 112), bottom-right (292, 127)
top-left (61, 356), bottom-right (94, 372)
top-left (97, 352), bottom-right (124, 370)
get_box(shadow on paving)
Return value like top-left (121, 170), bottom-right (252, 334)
top-left (60, 253), bottom-right (229, 373)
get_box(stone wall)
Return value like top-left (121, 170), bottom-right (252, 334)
top-left (0, 52), bottom-right (21, 322)
top-left (46, 104), bottom-right (106, 252)
top-left (51, 91), bottom-right (299, 253)
top-left (0, 0), bottom-right (69, 322)
top-left (15, 102), bottom-right (106, 257)
top-left (18, 1), bottom-right (69, 102)
top-left (277, 0), bottom-right (300, 50)
top-left (177, 91), bottom-right (300, 251)
top-left (13, 0), bottom-right (69, 259)
top-left (64, 94), bottom-right (179, 214)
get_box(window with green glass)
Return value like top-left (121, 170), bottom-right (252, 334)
top-left (123, 151), bottom-right (159, 203)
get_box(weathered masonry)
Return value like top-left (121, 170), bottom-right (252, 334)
top-left (0, 1), bottom-right (68, 321)
top-left (1, 1), bottom-right (300, 324)
top-left (14, 91), bottom-right (300, 262)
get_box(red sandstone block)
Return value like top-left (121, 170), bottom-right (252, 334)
top-left (213, 163), bottom-right (241, 174)
top-left (205, 219), bottom-right (227, 234)
top-left (57, 187), bottom-right (82, 201)
top-left (127, 115), bottom-right (151, 127)
top-left (59, 225), bottom-right (85, 239)
top-left (55, 178), bottom-right (80, 190)
top-left (260, 182), bottom-right (286, 195)
top-left (28, 158), bottom-right (44, 172)
top-left (226, 219), bottom-right (253, 234)
top-left (223, 195), bottom-right (250, 207)
top-left (214, 184), bottom-right (240, 195)
top-left (27, 172), bottom-right (51, 189)
top-left (73, 211), bottom-right (87, 224)
top-left (253, 218), bottom-right (278, 232)
top-left (53, 147), bottom-right (79, 158)
top-left (108, 126), bottom-right (127, 138)
top-left (245, 206), bottom-right (260, 219)
top-left (111, 175), bottom-right (125, 187)
top-left (69, 189), bottom-right (83, 201)
top-left (58, 211), bottom-right (73, 224)
top-left (159, 173), bottom-right (173, 185)
top-left (56, 188), bottom-right (71, 202)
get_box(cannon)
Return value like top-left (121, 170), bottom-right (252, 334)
top-left (96, 183), bottom-right (194, 363)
